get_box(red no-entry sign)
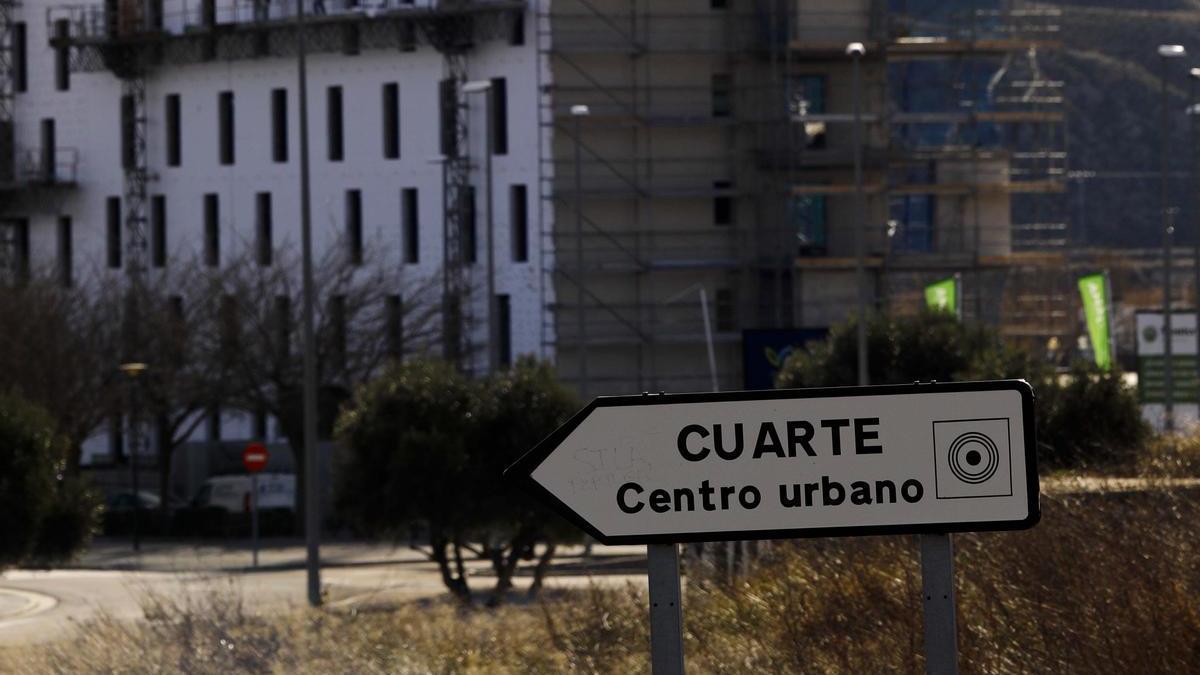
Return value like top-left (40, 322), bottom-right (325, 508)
top-left (243, 442), bottom-right (269, 473)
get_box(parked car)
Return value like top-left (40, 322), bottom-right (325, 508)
top-left (102, 490), bottom-right (185, 536)
top-left (177, 474), bottom-right (296, 537)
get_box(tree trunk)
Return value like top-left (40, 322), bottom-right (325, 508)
top-left (527, 542), bottom-right (557, 600)
top-left (431, 533), bottom-right (471, 604)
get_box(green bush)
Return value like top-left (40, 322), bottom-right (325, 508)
top-left (334, 358), bottom-right (580, 605)
top-left (0, 392), bottom-right (101, 568)
top-left (775, 312), bottom-right (1150, 470)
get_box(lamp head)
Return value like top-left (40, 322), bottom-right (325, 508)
top-left (569, 104), bottom-right (591, 116)
top-left (1159, 44), bottom-right (1186, 58)
top-left (846, 42), bottom-right (866, 57)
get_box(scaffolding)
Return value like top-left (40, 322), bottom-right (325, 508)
top-left (544, 0), bottom-right (1070, 393)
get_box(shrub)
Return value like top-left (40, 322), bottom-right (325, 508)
top-left (0, 392), bottom-right (101, 568)
top-left (334, 357), bottom-right (580, 605)
top-left (775, 312), bottom-right (1150, 470)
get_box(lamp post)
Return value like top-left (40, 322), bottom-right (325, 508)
top-left (296, 0), bottom-right (321, 606)
top-left (118, 362), bottom-right (147, 554)
top-left (570, 104), bottom-right (590, 396)
top-left (847, 41), bottom-right (868, 386)
top-left (463, 80), bottom-right (497, 373)
top-left (1190, 67), bottom-right (1200, 421)
top-left (1160, 44), bottom-right (1185, 432)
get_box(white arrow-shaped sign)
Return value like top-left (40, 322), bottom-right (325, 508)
top-left (506, 380), bottom-right (1039, 545)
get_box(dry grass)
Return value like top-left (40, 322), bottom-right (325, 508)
top-left (5, 490), bottom-right (1200, 674)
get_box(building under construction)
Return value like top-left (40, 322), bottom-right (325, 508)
top-left (546, 0), bottom-right (1070, 394)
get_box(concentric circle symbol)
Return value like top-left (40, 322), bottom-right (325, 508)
top-left (947, 432), bottom-right (999, 484)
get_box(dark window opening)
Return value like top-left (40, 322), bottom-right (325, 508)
top-left (272, 88), bottom-right (288, 163)
top-left (14, 23), bottom-right (26, 93)
top-left (792, 74), bottom-right (827, 149)
top-left (219, 91), bottom-right (234, 165)
top-left (13, 219), bottom-right (28, 284)
top-left (346, 189), bottom-right (363, 265)
top-left (790, 193), bottom-right (827, 255)
top-left (57, 216), bottom-right (72, 287)
top-left (497, 294), bottom-right (511, 367)
top-left (439, 78), bottom-right (457, 157)
top-left (711, 73), bottom-right (732, 117)
top-left (40, 118), bottom-right (55, 182)
top-left (510, 184), bottom-right (528, 262)
top-left (463, 186), bottom-right (477, 264)
top-left (509, 12), bottom-right (525, 45)
top-left (327, 86), bottom-right (343, 161)
top-left (890, 194), bottom-right (935, 253)
top-left (151, 195), bottom-right (166, 267)
top-left (402, 188), bottom-right (419, 263)
top-left (54, 20), bottom-right (69, 91)
top-left (121, 94), bottom-right (135, 169)
top-left (165, 94), bottom-right (181, 167)
top-left (490, 77), bottom-right (508, 155)
top-left (204, 193), bottom-right (219, 267)
top-left (106, 196), bottom-right (121, 268)
top-left (713, 180), bottom-right (733, 226)
top-left (382, 82), bottom-right (400, 160)
top-left (256, 192), bottom-right (272, 266)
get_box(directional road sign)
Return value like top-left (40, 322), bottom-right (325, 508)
top-left (507, 380), bottom-right (1039, 545)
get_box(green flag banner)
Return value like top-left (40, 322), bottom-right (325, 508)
top-left (925, 277), bottom-right (957, 315)
top-left (1078, 273), bottom-right (1112, 371)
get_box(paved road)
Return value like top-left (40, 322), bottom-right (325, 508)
top-left (0, 542), bottom-right (647, 646)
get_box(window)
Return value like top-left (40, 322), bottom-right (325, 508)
top-left (40, 119), bottom-right (55, 182)
top-left (463, 186), bottom-right (477, 264)
top-left (121, 95), bottom-right (135, 169)
top-left (165, 94), bottom-right (181, 166)
top-left (790, 194), bottom-right (827, 254)
top-left (13, 23), bottom-right (26, 93)
top-left (57, 216), bottom-right (72, 287)
top-left (792, 75), bottom-right (827, 149)
top-left (346, 189), bottom-right (362, 265)
top-left (497, 294), bottom-right (511, 367)
top-left (715, 288), bottom-right (735, 331)
top-left (713, 180), bottom-right (733, 226)
top-left (13, 219), bottom-right (28, 284)
top-left (272, 88), bottom-right (288, 163)
top-left (327, 86), bottom-right (343, 161)
top-left (204, 193), bottom-right (219, 267)
top-left (256, 192), bottom-right (272, 266)
top-left (330, 295), bottom-right (347, 372)
top-left (890, 195), bottom-right (935, 253)
top-left (439, 78), bottom-right (457, 157)
top-left (219, 91), bottom-right (234, 165)
top-left (54, 19), bottom-right (69, 91)
top-left (510, 184), bottom-right (528, 262)
top-left (711, 73), bottom-right (732, 117)
top-left (402, 188), bottom-right (418, 263)
top-left (509, 12), bottom-right (525, 46)
top-left (386, 294), bottom-right (403, 359)
top-left (273, 296), bottom-right (291, 361)
top-left (490, 78), bottom-right (508, 155)
top-left (106, 196), bottom-right (121, 268)
top-left (382, 82), bottom-right (399, 159)
top-left (151, 195), bottom-right (166, 267)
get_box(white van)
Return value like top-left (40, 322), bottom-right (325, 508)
top-left (191, 473), bottom-right (296, 514)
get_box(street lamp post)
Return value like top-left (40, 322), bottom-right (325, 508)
top-left (847, 41), bottom-right (868, 386)
top-left (463, 80), bottom-right (497, 373)
top-left (570, 104), bottom-right (590, 396)
top-left (1160, 44), bottom-right (1186, 432)
top-left (1190, 67), bottom-right (1200, 420)
top-left (119, 362), bottom-right (147, 554)
top-left (296, 0), bottom-right (321, 606)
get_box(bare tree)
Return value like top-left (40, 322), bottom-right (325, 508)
top-left (205, 238), bottom-right (442, 530)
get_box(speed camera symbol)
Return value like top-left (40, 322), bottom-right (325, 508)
top-left (933, 418), bottom-right (1012, 500)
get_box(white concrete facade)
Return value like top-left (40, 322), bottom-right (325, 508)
top-left (11, 0), bottom-right (549, 464)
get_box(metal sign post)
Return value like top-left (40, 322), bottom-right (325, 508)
top-left (920, 533), bottom-right (959, 675)
top-left (647, 544), bottom-right (685, 675)
top-left (251, 474), bottom-right (260, 569)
